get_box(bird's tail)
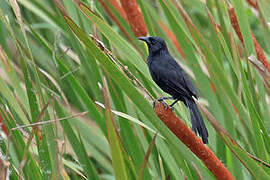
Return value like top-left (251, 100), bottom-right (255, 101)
top-left (186, 99), bottom-right (208, 144)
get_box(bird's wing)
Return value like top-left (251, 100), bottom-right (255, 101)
top-left (168, 69), bottom-right (197, 99)
top-left (177, 69), bottom-right (198, 98)
top-left (152, 56), bottom-right (198, 99)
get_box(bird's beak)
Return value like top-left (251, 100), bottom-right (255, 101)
top-left (137, 37), bottom-right (149, 43)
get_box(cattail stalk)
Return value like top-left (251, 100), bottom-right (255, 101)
top-left (98, 0), bottom-right (132, 42)
top-left (106, 0), bottom-right (128, 21)
top-left (0, 114), bottom-right (8, 136)
top-left (228, 7), bottom-right (270, 74)
top-left (154, 102), bottom-right (235, 180)
top-left (119, 0), bottom-right (148, 36)
top-left (246, 0), bottom-right (258, 9)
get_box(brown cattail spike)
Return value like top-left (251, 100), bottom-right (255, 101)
top-left (106, 0), bottom-right (128, 21)
top-left (229, 7), bottom-right (270, 74)
top-left (154, 101), bottom-right (235, 180)
top-left (119, 0), bottom-right (148, 37)
top-left (98, 0), bottom-right (133, 43)
top-left (246, 0), bottom-right (258, 9)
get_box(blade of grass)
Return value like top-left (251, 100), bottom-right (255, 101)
top-left (197, 102), bottom-right (270, 179)
top-left (54, 101), bottom-right (100, 180)
top-left (102, 77), bottom-right (136, 180)
top-left (138, 133), bottom-right (157, 180)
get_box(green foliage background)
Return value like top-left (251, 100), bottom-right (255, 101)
top-left (0, 0), bottom-right (270, 179)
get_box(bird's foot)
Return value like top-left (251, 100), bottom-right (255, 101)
top-left (156, 97), bottom-right (175, 110)
top-left (157, 97), bottom-right (173, 101)
top-left (162, 101), bottom-right (169, 108)
top-left (158, 100), bottom-right (169, 109)
top-left (169, 105), bottom-right (175, 111)
top-left (153, 100), bottom-right (169, 109)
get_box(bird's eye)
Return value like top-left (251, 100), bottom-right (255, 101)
top-left (149, 38), bottom-right (154, 44)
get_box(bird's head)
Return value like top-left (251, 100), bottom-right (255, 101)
top-left (138, 36), bottom-right (168, 55)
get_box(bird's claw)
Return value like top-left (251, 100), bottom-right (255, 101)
top-left (160, 101), bottom-right (169, 109)
top-left (156, 97), bottom-right (168, 108)
top-left (155, 98), bottom-right (174, 110)
top-left (169, 105), bottom-right (174, 111)
top-left (153, 100), bottom-right (169, 109)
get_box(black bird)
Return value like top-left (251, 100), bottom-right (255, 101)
top-left (138, 36), bottom-right (208, 144)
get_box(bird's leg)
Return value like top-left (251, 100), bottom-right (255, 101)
top-left (160, 100), bottom-right (169, 109)
top-left (157, 97), bottom-right (173, 101)
top-left (156, 97), bottom-right (173, 109)
top-left (153, 99), bottom-right (169, 109)
top-left (169, 99), bottom-right (180, 110)
top-left (156, 97), bottom-right (175, 110)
